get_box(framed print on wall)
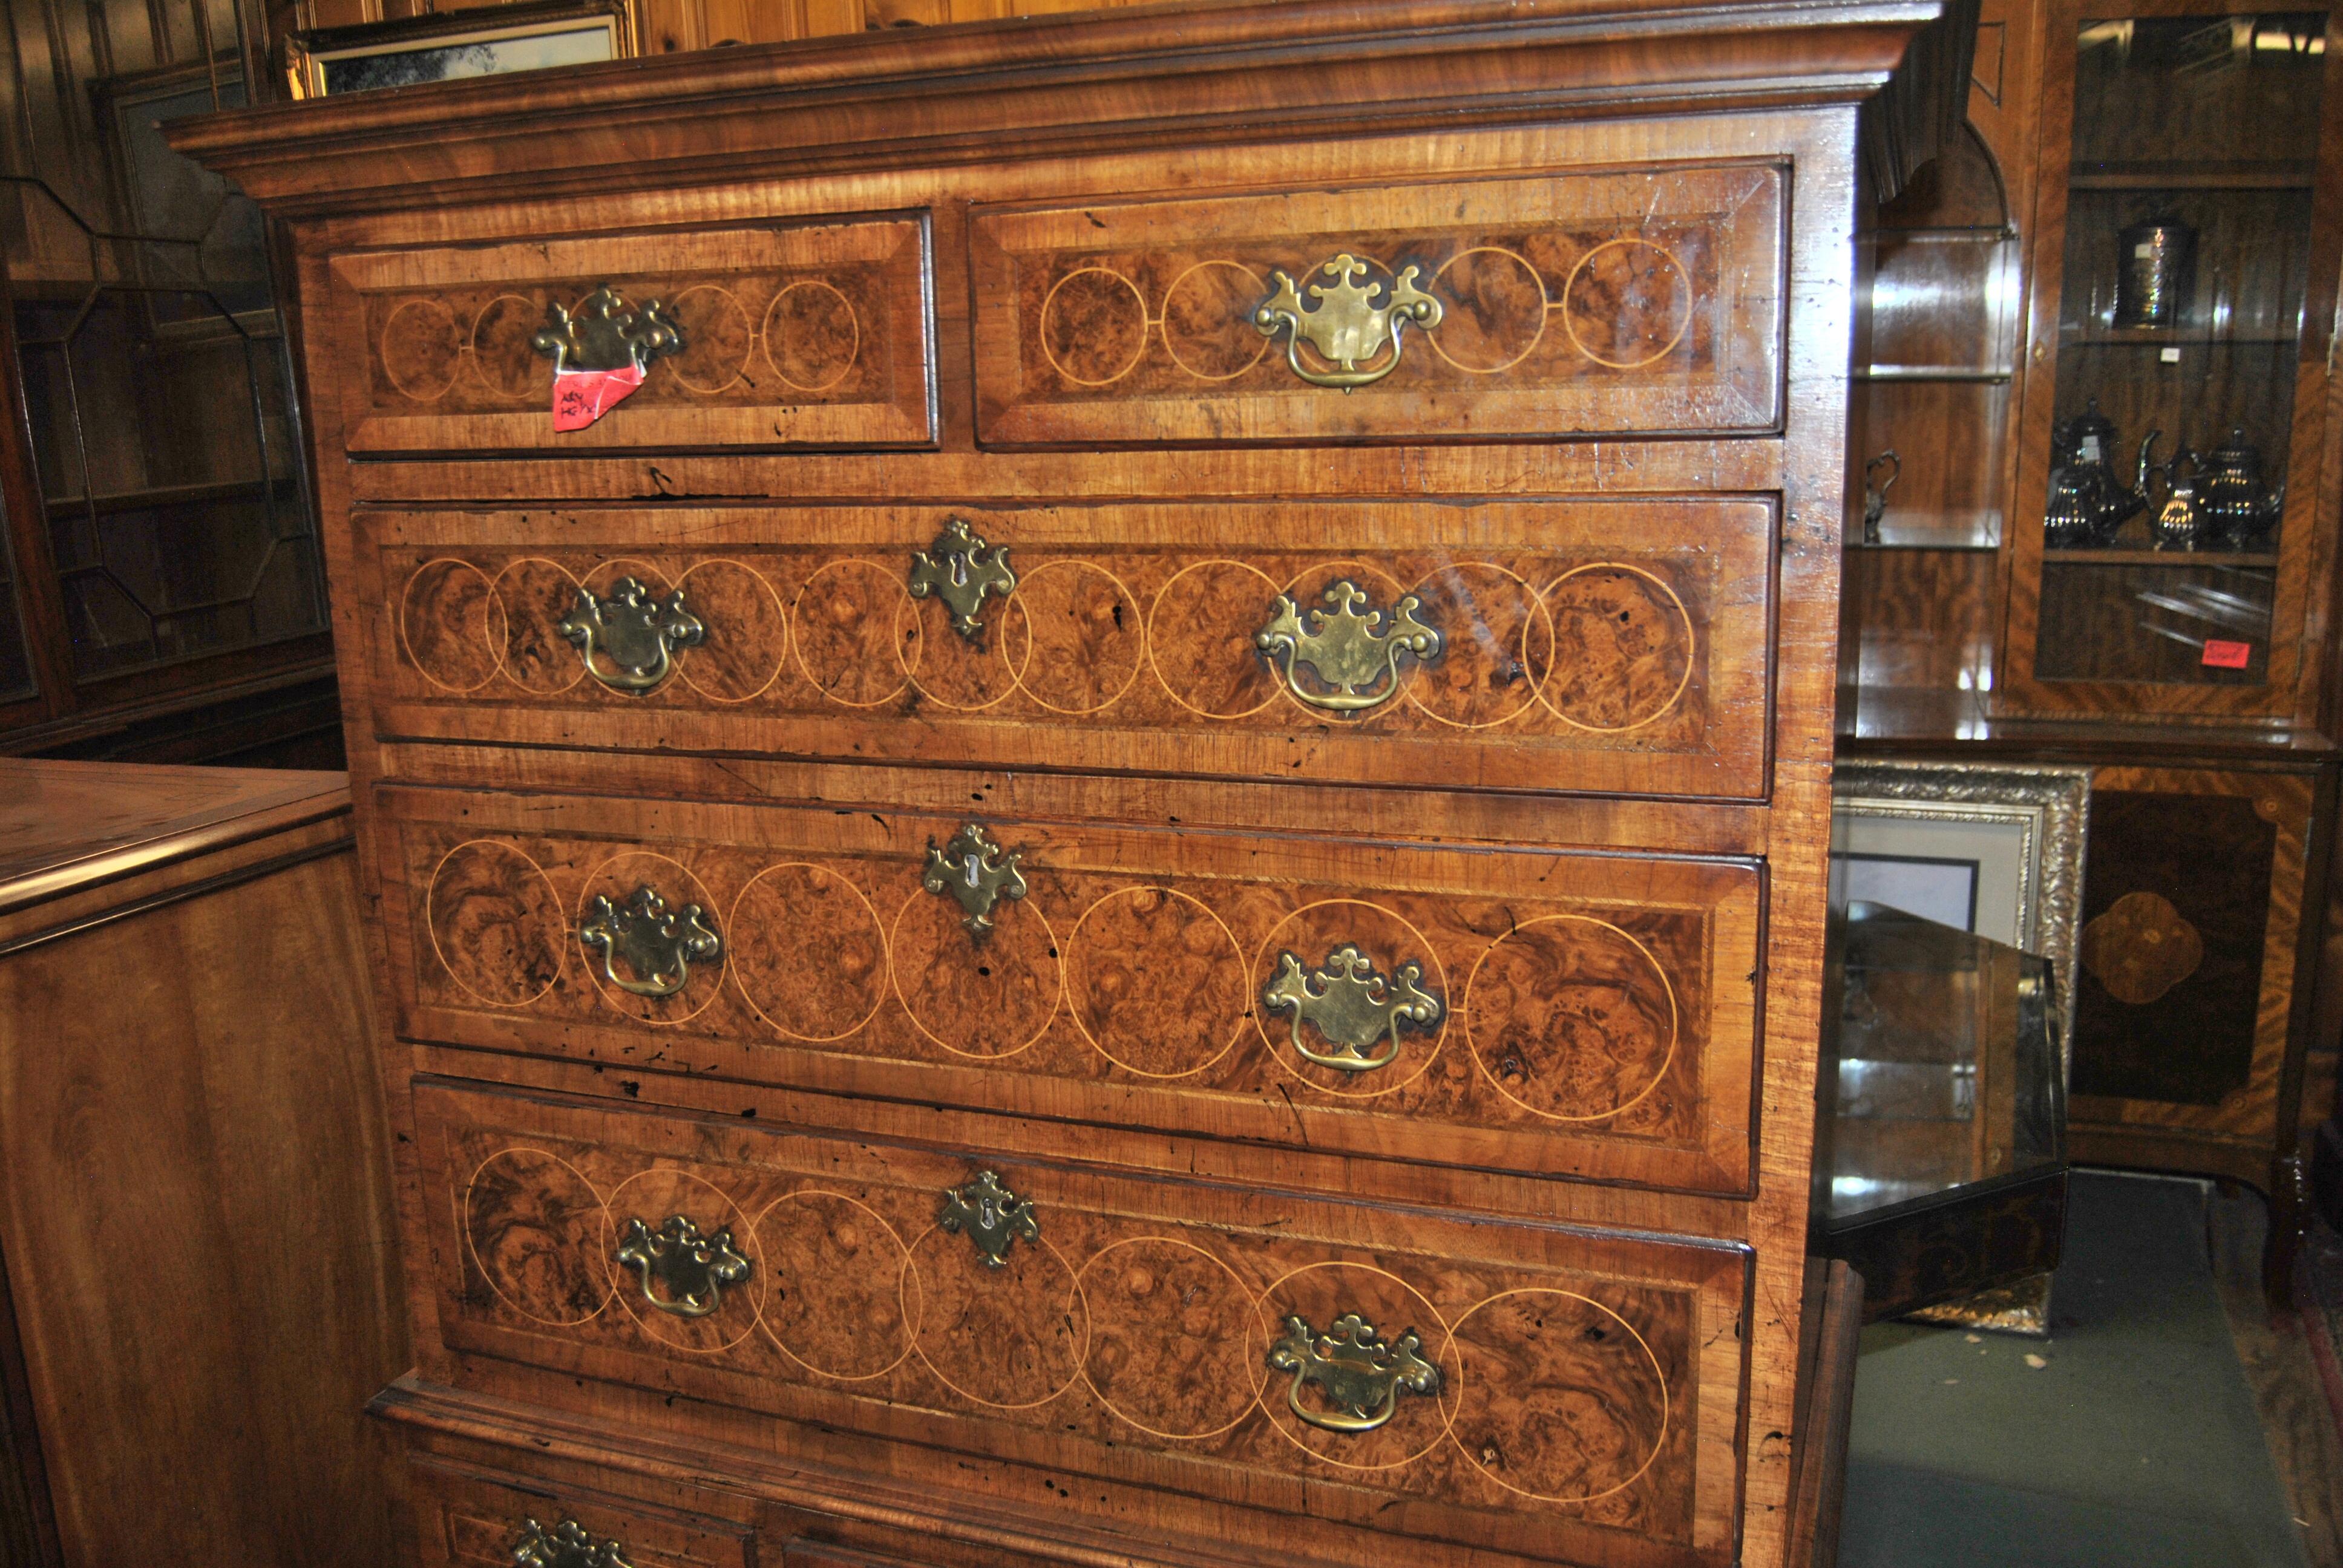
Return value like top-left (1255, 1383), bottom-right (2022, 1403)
top-left (284, 1), bottom-right (638, 100)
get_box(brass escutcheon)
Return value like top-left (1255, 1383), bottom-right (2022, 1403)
top-left (510, 1517), bottom-right (637, 1568)
top-left (559, 577), bottom-right (705, 694)
top-left (531, 283), bottom-right (684, 376)
top-left (1268, 1312), bottom-right (1443, 1433)
top-left (1252, 253), bottom-right (1443, 391)
top-left (1260, 944), bottom-right (1444, 1073)
top-left (615, 1214), bottom-right (752, 1319)
top-left (578, 884), bottom-right (723, 998)
top-left (939, 1170), bottom-right (1039, 1268)
top-left (1256, 580), bottom-right (1441, 713)
top-left (922, 822), bottom-right (1027, 939)
top-left (908, 517), bottom-right (1017, 639)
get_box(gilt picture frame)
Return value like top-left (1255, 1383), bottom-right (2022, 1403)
top-left (284, 0), bottom-right (638, 100)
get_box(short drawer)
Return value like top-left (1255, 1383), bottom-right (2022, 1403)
top-left (403, 1450), bottom-right (755, 1568)
top-left (367, 496), bottom-right (1774, 801)
top-left (382, 782), bottom-right (1760, 1194)
top-left (415, 1076), bottom-right (1748, 1568)
top-left (970, 165), bottom-right (1783, 445)
top-left (327, 217), bottom-right (933, 452)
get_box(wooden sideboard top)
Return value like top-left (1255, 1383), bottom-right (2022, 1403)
top-left (0, 760), bottom-right (351, 917)
top-left (168, 0), bottom-right (1944, 218)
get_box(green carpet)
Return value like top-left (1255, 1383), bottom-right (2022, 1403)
top-left (1839, 1171), bottom-right (2309, 1568)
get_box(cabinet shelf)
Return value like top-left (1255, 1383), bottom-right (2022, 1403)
top-left (2068, 160), bottom-right (2316, 190)
top-left (2057, 326), bottom-right (2300, 346)
top-left (2042, 547), bottom-right (2277, 567)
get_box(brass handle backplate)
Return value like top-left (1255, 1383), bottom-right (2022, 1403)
top-left (922, 822), bottom-right (1027, 939)
top-left (939, 1170), bottom-right (1038, 1268)
top-left (908, 518), bottom-right (1017, 639)
top-left (1268, 1312), bottom-right (1443, 1433)
top-left (1261, 944), bottom-right (1444, 1072)
top-left (531, 282), bottom-right (684, 377)
top-left (615, 1214), bottom-right (751, 1319)
top-left (1256, 581), bottom-right (1441, 713)
top-left (578, 884), bottom-right (723, 997)
top-left (559, 577), bottom-right (704, 694)
top-left (511, 1515), bottom-right (637, 1568)
top-left (1253, 253), bottom-right (1443, 390)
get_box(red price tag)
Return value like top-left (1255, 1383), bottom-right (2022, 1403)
top-left (2201, 638), bottom-right (2252, 669)
top-left (550, 365), bottom-right (646, 432)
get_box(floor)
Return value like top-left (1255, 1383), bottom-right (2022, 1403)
top-left (1838, 1171), bottom-right (2343, 1568)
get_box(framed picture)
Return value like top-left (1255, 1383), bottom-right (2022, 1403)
top-left (91, 58), bottom-right (277, 336)
top-left (1831, 760), bottom-right (2092, 1334)
top-left (285, 0), bottom-right (638, 100)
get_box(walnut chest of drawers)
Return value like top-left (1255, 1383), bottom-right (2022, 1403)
top-left (176, 4), bottom-right (1948, 1564)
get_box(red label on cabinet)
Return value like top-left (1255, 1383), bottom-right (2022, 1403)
top-left (2201, 639), bottom-right (2253, 669)
top-left (551, 365), bottom-right (644, 432)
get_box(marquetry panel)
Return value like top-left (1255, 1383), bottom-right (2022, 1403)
top-left (328, 219), bottom-right (933, 451)
top-left (403, 1453), bottom-right (755, 1568)
top-left (413, 1079), bottom-right (1748, 1566)
top-left (969, 166), bottom-right (1783, 443)
top-left (381, 784), bottom-right (1761, 1195)
top-left (364, 498), bottom-right (1773, 800)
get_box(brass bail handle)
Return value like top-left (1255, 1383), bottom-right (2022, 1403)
top-left (1267, 1312), bottom-right (1443, 1433)
top-left (1253, 253), bottom-right (1443, 391)
top-left (511, 1517), bottom-right (639, 1568)
top-left (614, 1214), bottom-right (752, 1319)
top-left (1256, 580), bottom-right (1441, 714)
top-left (1260, 944), bottom-right (1444, 1073)
top-left (560, 577), bottom-right (706, 694)
top-left (577, 884), bottom-right (723, 997)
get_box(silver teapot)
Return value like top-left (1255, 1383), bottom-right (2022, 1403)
top-left (2044, 398), bottom-right (2147, 549)
top-left (2197, 427), bottom-right (2284, 550)
top-left (2138, 431), bottom-right (2208, 552)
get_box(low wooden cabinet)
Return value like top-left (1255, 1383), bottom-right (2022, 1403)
top-left (175, 4), bottom-right (1963, 1566)
top-left (0, 760), bottom-right (406, 1566)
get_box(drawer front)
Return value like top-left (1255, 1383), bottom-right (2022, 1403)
top-left (417, 1077), bottom-right (1748, 1568)
top-left (404, 1453), bottom-right (754, 1568)
top-left (384, 783), bottom-right (1759, 1194)
top-left (970, 166), bottom-right (1783, 445)
top-left (330, 218), bottom-right (933, 452)
top-left (369, 498), bottom-right (1774, 800)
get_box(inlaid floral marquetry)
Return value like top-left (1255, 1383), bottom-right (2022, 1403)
top-left (384, 789), bottom-right (1761, 1196)
top-left (420, 1080), bottom-right (1749, 1565)
top-left (329, 219), bottom-right (934, 450)
top-left (969, 166), bottom-right (1782, 443)
top-left (366, 498), bottom-right (1774, 801)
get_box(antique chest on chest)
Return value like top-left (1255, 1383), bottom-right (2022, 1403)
top-left (177, 4), bottom-right (1948, 1563)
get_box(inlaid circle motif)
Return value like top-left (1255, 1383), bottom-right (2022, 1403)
top-left (730, 863), bottom-right (887, 1042)
top-left (464, 1148), bottom-right (610, 1325)
top-left (1448, 1287), bottom-right (1670, 1504)
top-left (378, 298), bottom-right (462, 403)
top-left (889, 886), bottom-right (1062, 1059)
top-left (1251, 899), bottom-right (1450, 1099)
top-left (1144, 560), bottom-right (1282, 720)
top-left (762, 280), bottom-right (860, 393)
top-left (790, 558), bottom-right (911, 708)
top-left (899, 587), bottom-right (1029, 713)
top-left (1065, 887), bottom-right (1246, 1078)
top-left (426, 840), bottom-right (566, 1007)
top-left (1038, 267), bottom-right (1149, 387)
top-left (1078, 1238), bottom-right (1263, 1438)
top-left (1561, 239), bottom-right (1693, 370)
top-left (1400, 562), bottom-right (1550, 730)
top-left (1429, 247), bottom-right (1548, 374)
top-left (755, 1191), bottom-right (909, 1379)
top-left (603, 1168), bottom-right (763, 1354)
top-left (1254, 1261), bottom-right (1457, 1471)
top-left (1014, 560), bottom-right (1143, 716)
top-left (906, 1224), bottom-right (1087, 1409)
top-left (1539, 564), bottom-right (1694, 732)
top-left (471, 293), bottom-right (549, 399)
top-left (663, 284), bottom-right (754, 394)
top-left (400, 558), bottom-right (503, 694)
top-left (1159, 261), bottom-right (1270, 381)
top-left (490, 557), bottom-right (588, 696)
top-left (575, 851), bottom-right (724, 1025)
top-left (673, 560), bottom-right (786, 703)
top-left (1465, 915), bottom-right (1677, 1123)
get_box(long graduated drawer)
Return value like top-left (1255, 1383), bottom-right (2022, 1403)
top-left (415, 1076), bottom-right (1749, 1568)
top-left (365, 497), bottom-right (1775, 800)
top-left (382, 782), bottom-right (1760, 1195)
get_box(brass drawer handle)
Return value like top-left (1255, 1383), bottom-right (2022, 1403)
top-left (939, 1170), bottom-right (1038, 1268)
top-left (908, 518), bottom-right (1017, 639)
top-left (1261, 944), bottom-right (1444, 1073)
top-left (1253, 253), bottom-right (1443, 390)
top-left (560, 577), bottom-right (705, 694)
top-left (531, 282), bottom-right (684, 377)
top-left (615, 1214), bottom-right (752, 1319)
top-left (1269, 1312), bottom-right (1443, 1433)
top-left (578, 885), bottom-right (723, 998)
top-left (922, 822), bottom-right (1027, 939)
top-left (511, 1516), bottom-right (637, 1568)
top-left (1256, 581), bottom-right (1441, 713)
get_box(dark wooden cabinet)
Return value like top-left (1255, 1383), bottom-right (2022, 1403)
top-left (177, 3), bottom-right (1961, 1565)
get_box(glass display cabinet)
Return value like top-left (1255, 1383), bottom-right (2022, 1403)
top-left (2001, 3), bottom-right (2340, 715)
top-left (1817, 901), bottom-right (2070, 1320)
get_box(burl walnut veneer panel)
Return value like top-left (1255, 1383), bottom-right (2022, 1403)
top-left (416, 1077), bottom-right (1748, 1568)
top-left (970, 166), bottom-right (1784, 444)
top-left (332, 219), bottom-right (934, 452)
top-left (367, 497), bottom-right (1775, 799)
top-left (379, 783), bottom-right (1759, 1194)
